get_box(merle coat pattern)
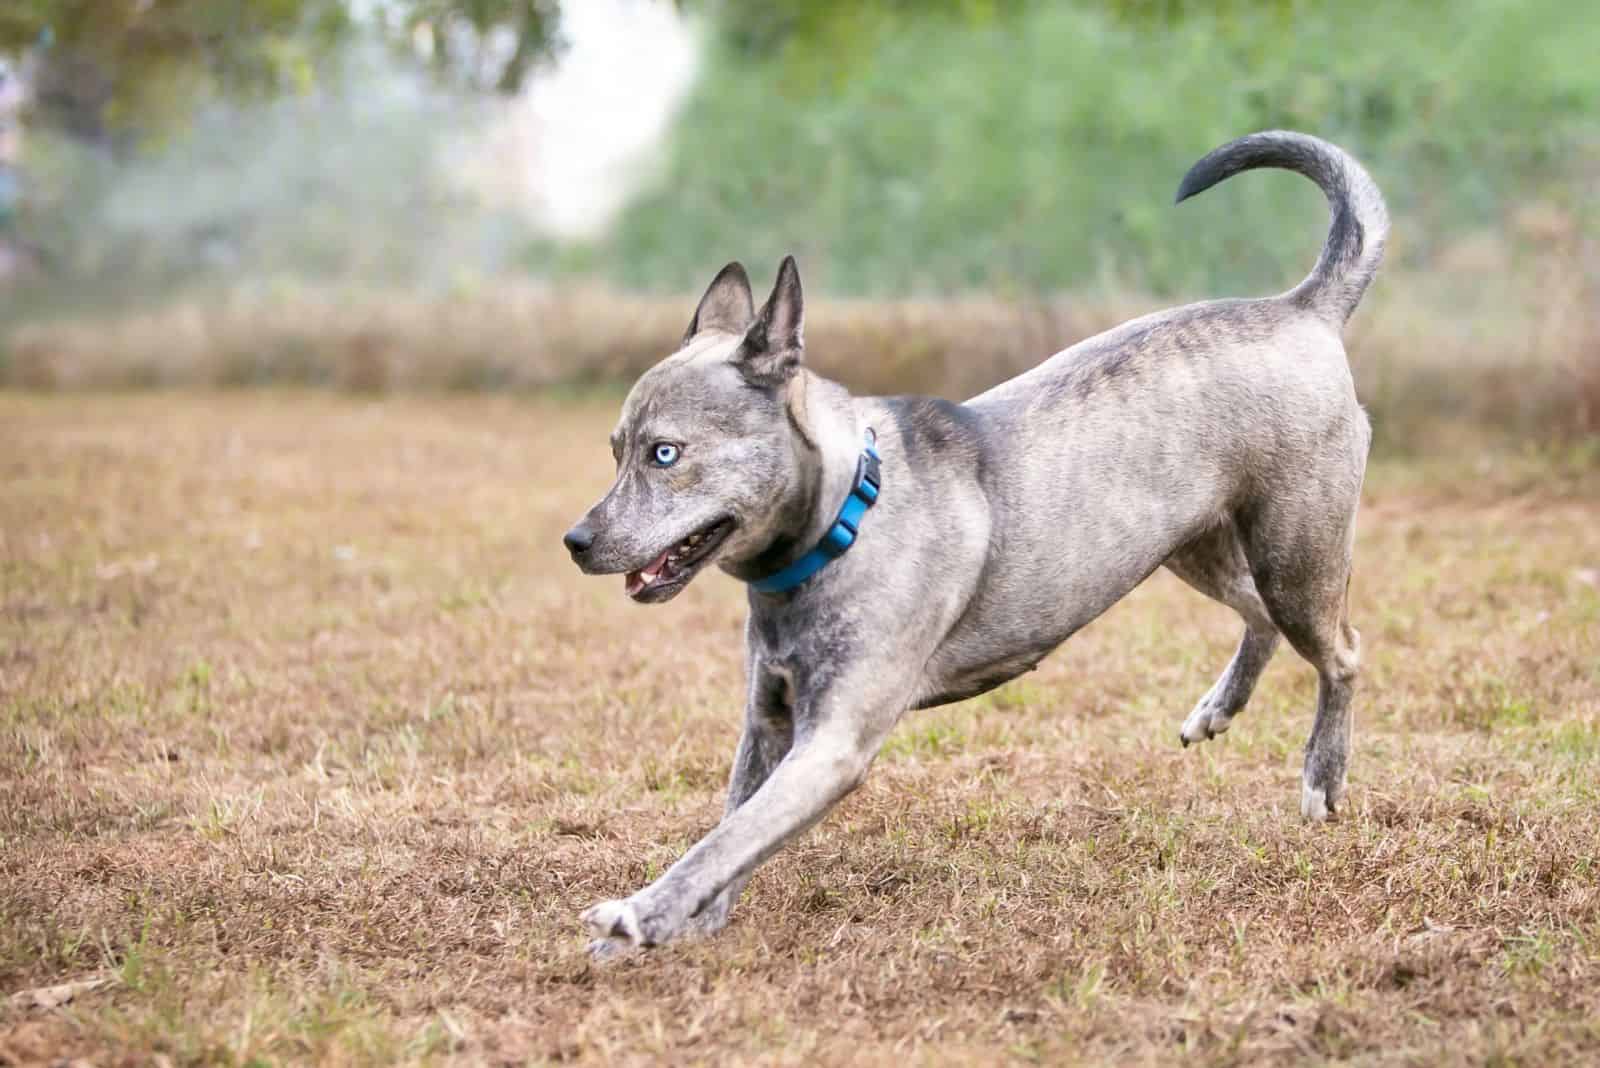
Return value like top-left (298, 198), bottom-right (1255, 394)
top-left (563, 131), bottom-right (1388, 955)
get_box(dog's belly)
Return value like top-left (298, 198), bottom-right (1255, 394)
top-left (913, 645), bottom-right (1060, 710)
top-left (913, 516), bottom-right (1197, 713)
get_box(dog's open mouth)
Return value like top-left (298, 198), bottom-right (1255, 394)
top-left (625, 518), bottom-right (735, 603)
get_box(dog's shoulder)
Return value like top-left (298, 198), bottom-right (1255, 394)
top-left (858, 393), bottom-right (994, 502)
top-left (873, 394), bottom-right (987, 461)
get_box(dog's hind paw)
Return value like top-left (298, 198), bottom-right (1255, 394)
top-left (1179, 690), bottom-right (1235, 747)
top-left (582, 898), bottom-right (647, 953)
top-left (1300, 781), bottom-right (1332, 822)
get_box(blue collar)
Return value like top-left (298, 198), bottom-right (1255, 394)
top-left (750, 430), bottom-right (882, 594)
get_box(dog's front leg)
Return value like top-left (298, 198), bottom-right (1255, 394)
top-left (685, 699), bottom-right (794, 935)
top-left (581, 709), bottom-right (889, 955)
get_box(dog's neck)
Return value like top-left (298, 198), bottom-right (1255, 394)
top-left (721, 372), bottom-right (863, 587)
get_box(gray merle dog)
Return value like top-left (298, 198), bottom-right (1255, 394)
top-left (563, 130), bottom-right (1387, 956)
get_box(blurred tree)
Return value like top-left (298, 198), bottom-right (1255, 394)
top-left (696, 0), bottom-right (1027, 96)
top-left (0, 0), bottom-right (1322, 150)
top-left (0, 1), bottom-right (350, 149)
top-left (696, 0), bottom-right (1297, 86)
top-left (384, 0), bottom-right (563, 93)
top-left (1102, 0), bottom-right (1295, 24)
top-left (706, 0), bottom-right (1021, 58)
top-left (1, 1), bottom-right (1168, 147)
top-left (0, 0), bottom-right (567, 150)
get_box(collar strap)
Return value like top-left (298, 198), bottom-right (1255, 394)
top-left (750, 430), bottom-right (881, 594)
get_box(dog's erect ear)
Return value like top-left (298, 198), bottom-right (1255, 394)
top-left (737, 255), bottom-right (805, 386)
top-left (682, 262), bottom-right (755, 346)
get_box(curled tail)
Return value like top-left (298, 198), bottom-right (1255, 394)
top-left (1175, 130), bottom-right (1389, 326)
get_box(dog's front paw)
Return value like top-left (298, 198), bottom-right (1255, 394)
top-left (582, 898), bottom-right (648, 953)
top-left (585, 936), bottom-right (640, 962)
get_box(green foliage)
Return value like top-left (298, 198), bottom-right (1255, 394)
top-left (708, 0), bottom-right (1022, 63)
top-left (600, 0), bottom-right (1600, 297)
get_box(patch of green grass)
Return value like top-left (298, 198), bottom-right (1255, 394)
top-left (883, 715), bottom-right (970, 760)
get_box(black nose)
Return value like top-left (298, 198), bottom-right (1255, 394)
top-left (563, 522), bottom-right (595, 557)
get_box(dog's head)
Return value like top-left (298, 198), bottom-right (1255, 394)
top-left (563, 257), bottom-right (822, 603)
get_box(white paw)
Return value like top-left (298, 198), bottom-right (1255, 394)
top-left (582, 898), bottom-right (645, 950)
top-left (1180, 691), bottom-right (1234, 746)
top-left (1300, 781), bottom-right (1330, 822)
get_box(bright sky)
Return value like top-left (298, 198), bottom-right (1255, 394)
top-left (458, 0), bottom-right (701, 238)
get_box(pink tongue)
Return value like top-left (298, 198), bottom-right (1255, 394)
top-left (624, 547), bottom-right (674, 597)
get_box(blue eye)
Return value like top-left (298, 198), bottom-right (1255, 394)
top-left (650, 442), bottom-right (681, 467)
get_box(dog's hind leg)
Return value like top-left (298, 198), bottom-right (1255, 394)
top-left (1238, 468), bottom-right (1365, 822)
top-left (1166, 522), bottom-right (1281, 746)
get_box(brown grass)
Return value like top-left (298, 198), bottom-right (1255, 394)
top-left (5, 248), bottom-right (1599, 445)
top-left (2, 392), bottom-right (1599, 1066)
top-left (0, 283), bottom-right (1150, 401)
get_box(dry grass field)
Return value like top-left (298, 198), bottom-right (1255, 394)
top-left (3, 392), bottom-right (1599, 1066)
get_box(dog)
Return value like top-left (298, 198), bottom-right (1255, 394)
top-left (562, 130), bottom-right (1387, 955)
